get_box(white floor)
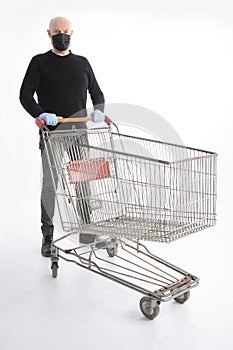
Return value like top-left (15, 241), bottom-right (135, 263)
top-left (2, 1), bottom-right (233, 348)
top-left (1, 208), bottom-right (232, 350)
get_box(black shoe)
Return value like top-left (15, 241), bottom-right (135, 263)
top-left (41, 235), bottom-right (53, 257)
top-left (79, 233), bottom-right (96, 244)
top-left (79, 234), bottom-right (108, 248)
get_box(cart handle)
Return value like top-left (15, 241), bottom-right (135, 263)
top-left (35, 115), bottom-right (112, 129)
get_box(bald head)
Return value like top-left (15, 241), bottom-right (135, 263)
top-left (48, 16), bottom-right (73, 36)
top-left (47, 16), bottom-right (73, 55)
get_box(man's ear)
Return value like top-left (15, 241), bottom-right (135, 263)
top-left (47, 29), bottom-right (51, 38)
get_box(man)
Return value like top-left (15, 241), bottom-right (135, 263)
top-left (20, 16), bottom-right (105, 257)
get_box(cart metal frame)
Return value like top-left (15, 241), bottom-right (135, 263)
top-left (41, 124), bottom-right (217, 320)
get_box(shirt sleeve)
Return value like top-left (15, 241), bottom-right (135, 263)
top-left (86, 59), bottom-right (105, 113)
top-left (19, 56), bottom-right (45, 118)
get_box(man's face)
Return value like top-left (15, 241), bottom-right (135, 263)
top-left (47, 18), bottom-right (73, 40)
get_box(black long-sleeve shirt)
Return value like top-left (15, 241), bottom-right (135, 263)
top-left (20, 50), bottom-right (105, 130)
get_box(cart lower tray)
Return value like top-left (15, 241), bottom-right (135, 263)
top-left (51, 237), bottom-right (199, 319)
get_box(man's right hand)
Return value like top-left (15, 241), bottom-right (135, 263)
top-left (39, 112), bottom-right (58, 126)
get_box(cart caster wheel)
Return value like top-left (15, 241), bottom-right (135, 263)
top-left (106, 245), bottom-right (118, 257)
top-left (51, 262), bottom-right (58, 278)
top-left (174, 291), bottom-right (190, 304)
top-left (139, 297), bottom-right (160, 320)
top-left (106, 239), bottom-right (118, 257)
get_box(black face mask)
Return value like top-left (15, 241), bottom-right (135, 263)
top-left (52, 33), bottom-right (71, 51)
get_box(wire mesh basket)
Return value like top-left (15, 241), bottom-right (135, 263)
top-left (49, 127), bottom-right (217, 243)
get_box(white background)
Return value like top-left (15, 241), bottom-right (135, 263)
top-left (0, 0), bottom-right (233, 349)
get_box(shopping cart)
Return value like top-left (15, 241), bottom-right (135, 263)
top-left (37, 116), bottom-right (217, 320)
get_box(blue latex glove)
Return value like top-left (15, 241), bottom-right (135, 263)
top-left (90, 109), bottom-right (105, 123)
top-left (39, 112), bottom-right (58, 126)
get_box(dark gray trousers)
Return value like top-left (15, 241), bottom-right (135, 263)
top-left (40, 136), bottom-right (58, 236)
top-left (39, 133), bottom-right (91, 237)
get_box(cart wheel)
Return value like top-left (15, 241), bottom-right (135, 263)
top-left (51, 262), bottom-right (58, 278)
top-left (139, 297), bottom-right (160, 320)
top-left (106, 239), bottom-right (118, 257)
top-left (174, 291), bottom-right (190, 304)
top-left (106, 245), bottom-right (118, 257)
